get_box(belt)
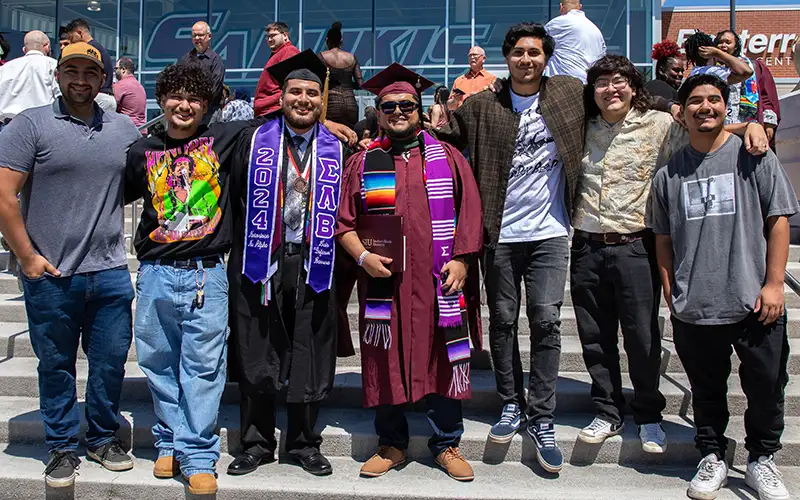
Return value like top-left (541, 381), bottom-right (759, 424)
top-left (284, 242), bottom-right (303, 256)
top-left (573, 229), bottom-right (649, 245)
top-left (157, 256), bottom-right (222, 269)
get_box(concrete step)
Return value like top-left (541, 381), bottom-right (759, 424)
top-left (1, 443), bottom-right (790, 500)
top-left (0, 358), bottom-right (797, 416)
top-left (2, 396), bottom-right (799, 469)
top-left (6, 321), bottom-right (800, 377)
top-left (1, 397), bottom-right (798, 467)
top-left (5, 294), bottom-right (800, 340)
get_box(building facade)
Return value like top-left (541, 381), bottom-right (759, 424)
top-left (2, 0), bottom-right (657, 108)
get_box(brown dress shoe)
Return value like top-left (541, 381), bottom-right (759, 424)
top-left (153, 456), bottom-right (180, 479)
top-left (435, 447), bottom-right (474, 481)
top-left (186, 473), bottom-right (218, 495)
top-left (359, 446), bottom-right (407, 477)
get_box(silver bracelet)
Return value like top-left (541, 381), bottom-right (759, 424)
top-left (357, 250), bottom-right (370, 267)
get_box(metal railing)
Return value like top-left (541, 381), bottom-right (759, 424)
top-left (786, 270), bottom-right (800, 297)
top-left (138, 113), bottom-right (164, 132)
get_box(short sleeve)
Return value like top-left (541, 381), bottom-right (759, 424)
top-left (0, 114), bottom-right (39, 173)
top-left (753, 150), bottom-right (800, 219)
top-left (647, 167), bottom-right (672, 235)
top-left (657, 120), bottom-right (689, 167)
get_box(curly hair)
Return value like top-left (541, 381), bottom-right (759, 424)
top-left (502, 22), bottom-right (554, 59)
top-left (683, 30), bottom-right (715, 67)
top-left (715, 29), bottom-right (742, 57)
top-left (585, 55), bottom-right (650, 118)
top-left (155, 62), bottom-right (214, 103)
top-left (652, 40), bottom-right (683, 80)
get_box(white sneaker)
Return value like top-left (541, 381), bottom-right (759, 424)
top-left (639, 423), bottom-right (667, 453)
top-left (745, 455), bottom-right (790, 500)
top-left (687, 454), bottom-right (728, 500)
top-left (577, 416), bottom-right (623, 444)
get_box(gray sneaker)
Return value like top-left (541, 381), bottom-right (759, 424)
top-left (87, 439), bottom-right (134, 472)
top-left (44, 450), bottom-right (80, 488)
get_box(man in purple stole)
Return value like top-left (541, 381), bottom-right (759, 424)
top-left (336, 64), bottom-right (484, 482)
top-left (227, 50), bottom-right (348, 477)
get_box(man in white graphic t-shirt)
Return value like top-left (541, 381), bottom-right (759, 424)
top-left (434, 22), bottom-right (586, 476)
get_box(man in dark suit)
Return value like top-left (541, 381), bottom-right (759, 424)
top-left (434, 21), bottom-right (586, 475)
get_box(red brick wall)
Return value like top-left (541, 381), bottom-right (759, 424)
top-left (662, 10), bottom-right (799, 78)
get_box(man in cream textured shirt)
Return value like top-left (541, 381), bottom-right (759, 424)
top-left (0, 30), bottom-right (59, 122)
top-left (544, 0), bottom-right (606, 83)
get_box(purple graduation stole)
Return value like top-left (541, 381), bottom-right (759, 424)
top-left (243, 117), bottom-right (342, 302)
top-left (360, 131), bottom-right (470, 396)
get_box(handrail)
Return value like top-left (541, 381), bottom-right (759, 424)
top-left (786, 270), bottom-right (800, 297)
top-left (138, 113), bottom-right (164, 131)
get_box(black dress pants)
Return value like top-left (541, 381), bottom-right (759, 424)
top-left (239, 392), bottom-right (322, 459)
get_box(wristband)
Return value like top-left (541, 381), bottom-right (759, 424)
top-left (357, 250), bottom-right (370, 267)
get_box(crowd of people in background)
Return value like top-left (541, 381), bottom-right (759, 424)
top-left (0, 4), bottom-right (796, 500)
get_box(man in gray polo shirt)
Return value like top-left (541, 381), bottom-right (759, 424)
top-left (0, 41), bottom-right (141, 488)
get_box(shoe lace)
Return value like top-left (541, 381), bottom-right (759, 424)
top-left (498, 405), bottom-right (519, 426)
top-left (585, 417), bottom-right (609, 433)
top-left (444, 447), bottom-right (465, 462)
top-left (44, 451), bottom-right (80, 476)
top-left (534, 425), bottom-right (557, 448)
top-left (106, 440), bottom-right (126, 457)
top-left (641, 423), bottom-right (661, 441)
top-left (754, 459), bottom-right (784, 488)
top-left (697, 457), bottom-right (722, 481)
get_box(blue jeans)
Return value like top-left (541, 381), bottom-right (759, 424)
top-left (22, 266), bottom-right (134, 452)
top-left (133, 258), bottom-right (229, 477)
top-left (375, 394), bottom-right (464, 456)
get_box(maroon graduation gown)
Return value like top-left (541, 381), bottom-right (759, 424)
top-left (336, 141), bottom-right (483, 408)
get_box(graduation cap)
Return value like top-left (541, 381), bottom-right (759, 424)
top-left (361, 63), bottom-right (435, 100)
top-left (266, 49), bottom-right (331, 120)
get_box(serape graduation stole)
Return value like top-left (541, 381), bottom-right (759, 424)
top-left (242, 117), bottom-right (343, 303)
top-left (360, 131), bottom-right (471, 397)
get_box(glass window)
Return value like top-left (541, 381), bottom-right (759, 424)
top-left (303, 3), bottom-right (372, 67)
top-left (475, 0), bottom-right (549, 66)
top-left (213, 0), bottom-right (277, 89)
top-left (582, 0), bottom-right (626, 57)
top-left (120, 0), bottom-right (140, 66)
top-left (448, 0), bottom-right (471, 86)
top-left (374, 0), bottom-right (446, 86)
top-left (61, 0), bottom-right (119, 59)
top-left (142, 0), bottom-right (207, 72)
top-left (0, 0), bottom-right (57, 59)
top-left (629, 0), bottom-right (652, 64)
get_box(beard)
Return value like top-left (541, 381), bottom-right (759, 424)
top-left (284, 104), bottom-right (321, 130)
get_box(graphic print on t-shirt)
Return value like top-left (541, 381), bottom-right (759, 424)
top-left (683, 173), bottom-right (736, 220)
top-left (509, 102), bottom-right (559, 180)
top-left (144, 137), bottom-right (223, 243)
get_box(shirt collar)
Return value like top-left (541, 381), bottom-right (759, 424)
top-left (286, 124), bottom-right (315, 143)
top-left (192, 48), bottom-right (216, 59)
top-left (467, 68), bottom-right (486, 78)
top-left (24, 50), bottom-right (46, 57)
top-left (591, 107), bottom-right (643, 129)
top-left (52, 96), bottom-right (109, 126)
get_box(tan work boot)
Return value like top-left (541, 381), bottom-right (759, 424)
top-left (435, 447), bottom-right (474, 481)
top-left (153, 455), bottom-right (180, 478)
top-left (186, 473), bottom-right (218, 495)
top-left (359, 446), bottom-right (407, 477)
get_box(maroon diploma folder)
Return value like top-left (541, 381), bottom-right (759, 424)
top-left (358, 215), bottom-right (406, 272)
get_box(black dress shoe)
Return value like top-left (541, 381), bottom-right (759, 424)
top-left (292, 451), bottom-right (332, 476)
top-left (227, 452), bottom-right (273, 476)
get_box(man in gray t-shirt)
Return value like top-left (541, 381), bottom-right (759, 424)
top-left (649, 74), bottom-right (798, 500)
top-left (0, 42), bottom-right (140, 488)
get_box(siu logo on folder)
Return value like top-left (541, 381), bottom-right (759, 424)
top-left (358, 215), bottom-right (406, 272)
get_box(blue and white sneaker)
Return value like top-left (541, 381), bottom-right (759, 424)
top-left (488, 404), bottom-right (524, 443)
top-left (526, 421), bottom-right (563, 473)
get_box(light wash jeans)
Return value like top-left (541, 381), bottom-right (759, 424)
top-left (133, 258), bottom-right (229, 477)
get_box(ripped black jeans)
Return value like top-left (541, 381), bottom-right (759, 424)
top-left (483, 236), bottom-right (569, 424)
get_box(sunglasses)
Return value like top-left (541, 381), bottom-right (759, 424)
top-left (379, 100), bottom-right (418, 114)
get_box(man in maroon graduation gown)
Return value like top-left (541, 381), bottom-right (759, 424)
top-left (336, 64), bottom-right (483, 482)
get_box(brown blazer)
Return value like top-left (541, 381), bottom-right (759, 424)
top-left (436, 75), bottom-right (586, 249)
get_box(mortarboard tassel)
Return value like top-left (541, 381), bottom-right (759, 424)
top-left (320, 67), bottom-right (330, 123)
